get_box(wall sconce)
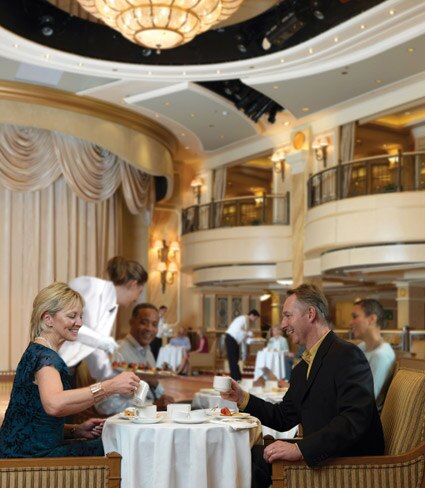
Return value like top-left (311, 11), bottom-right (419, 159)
top-left (153, 239), bottom-right (180, 293)
top-left (312, 137), bottom-right (329, 167)
top-left (190, 177), bottom-right (203, 205)
top-left (260, 292), bottom-right (271, 302)
top-left (271, 149), bottom-right (287, 181)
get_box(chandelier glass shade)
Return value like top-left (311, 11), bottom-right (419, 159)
top-left (76, 0), bottom-right (244, 49)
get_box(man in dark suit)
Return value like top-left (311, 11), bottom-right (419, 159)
top-left (221, 284), bottom-right (384, 488)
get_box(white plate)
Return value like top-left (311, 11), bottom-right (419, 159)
top-left (131, 416), bottom-right (163, 424)
top-left (173, 418), bottom-right (207, 424)
top-left (118, 415), bottom-right (133, 420)
top-left (213, 413), bottom-right (251, 420)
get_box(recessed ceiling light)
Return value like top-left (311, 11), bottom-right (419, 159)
top-left (164, 101), bottom-right (170, 106)
top-left (148, 71), bottom-right (152, 75)
top-left (407, 47), bottom-right (415, 53)
top-left (182, 71), bottom-right (186, 75)
top-left (220, 135), bottom-right (224, 139)
top-left (302, 107), bottom-right (310, 112)
top-left (44, 54), bottom-right (50, 59)
top-left (185, 146), bottom-right (189, 150)
top-left (155, 114), bottom-right (160, 118)
top-left (13, 43), bottom-right (19, 48)
top-left (309, 48), bottom-right (314, 54)
top-left (280, 58), bottom-right (285, 64)
top-left (181, 132), bottom-right (186, 137)
top-left (216, 70), bottom-right (221, 74)
top-left (222, 111), bottom-right (228, 116)
top-left (273, 85), bottom-right (279, 90)
top-left (376, 79), bottom-right (383, 84)
top-left (190, 113), bottom-right (195, 117)
top-left (283, 121), bottom-right (290, 126)
top-left (334, 37), bottom-right (339, 43)
top-left (404, 111), bottom-right (411, 116)
top-left (389, 9), bottom-right (395, 15)
top-left (78, 62), bottom-right (84, 67)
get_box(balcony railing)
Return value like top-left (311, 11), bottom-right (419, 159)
top-left (308, 151), bottom-right (425, 208)
top-left (182, 193), bottom-right (290, 235)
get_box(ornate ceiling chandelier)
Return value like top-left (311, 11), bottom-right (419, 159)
top-left (75, 0), bottom-right (245, 50)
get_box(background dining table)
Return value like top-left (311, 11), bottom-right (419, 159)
top-left (253, 349), bottom-right (288, 380)
top-left (102, 412), bottom-right (261, 488)
top-left (156, 345), bottom-right (185, 372)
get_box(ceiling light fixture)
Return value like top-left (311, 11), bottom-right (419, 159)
top-left (75, 0), bottom-right (243, 50)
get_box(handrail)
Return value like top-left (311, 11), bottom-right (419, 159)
top-left (182, 192), bottom-right (290, 234)
top-left (308, 151), bottom-right (425, 208)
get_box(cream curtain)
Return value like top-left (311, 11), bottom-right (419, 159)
top-left (212, 167), bottom-right (227, 227)
top-left (0, 124), bottom-right (153, 369)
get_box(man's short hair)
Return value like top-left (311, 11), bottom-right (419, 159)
top-left (354, 298), bottom-right (385, 327)
top-left (287, 284), bottom-right (329, 322)
top-left (248, 309), bottom-right (260, 317)
top-left (132, 303), bottom-right (158, 318)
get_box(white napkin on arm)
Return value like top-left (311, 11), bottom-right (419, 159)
top-left (209, 418), bottom-right (260, 431)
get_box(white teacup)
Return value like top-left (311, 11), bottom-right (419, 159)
top-left (213, 375), bottom-right (232, 392)
top-left (133, 380), bottom-right (149, 406)
top-left (173, 411), bottom-right (190, 421)
top-left (167, 403), bottom-right (191, 420)
top-left (136, 405), bottom-right (157, 419)
top-left (190, 410), bottom-right (206, 421)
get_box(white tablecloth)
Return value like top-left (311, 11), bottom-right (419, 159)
top-left (102, 413), bottom-right (254, 488)
top-left (191, 388), bottom-right (297, 440)
top-left (156, 345), bottom-right (185, 371)
top-left (254, 349), bottom-right (287, 380)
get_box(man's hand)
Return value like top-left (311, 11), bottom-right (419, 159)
top-left (263, 441), bottom-right (303, 463)
top-left (220, 379), bottom-right (247, 406)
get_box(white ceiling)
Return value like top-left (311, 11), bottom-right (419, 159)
top-left (1, 0), bottom-right (425, 164)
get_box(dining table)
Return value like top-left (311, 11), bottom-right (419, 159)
top-left (102, 412), bottom-right (261, 488)
top-left (253, 349), bottom-right (288, 380)
top-left (156, 345), bottom-right (185, 372)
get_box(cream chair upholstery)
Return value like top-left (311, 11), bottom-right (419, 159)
top-left (270, 367), bottom-right (425, 488)
top-left (188, 339), bottom-right (217, 375)
top-left (0, 451), bottom-right (121, 488)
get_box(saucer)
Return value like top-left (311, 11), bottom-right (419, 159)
top-left (131, 416), bottom-right (162, 424)
top-left (173, 418), bottom-right (207, 424)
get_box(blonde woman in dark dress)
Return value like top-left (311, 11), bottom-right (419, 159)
top-left (0, 282), bottom-right (140, 458)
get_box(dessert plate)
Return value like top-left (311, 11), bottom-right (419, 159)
top-left (131, 416), bottom-right (163, 424)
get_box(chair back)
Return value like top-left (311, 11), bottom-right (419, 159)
top-left (381, 367), bottom-right (425, 455)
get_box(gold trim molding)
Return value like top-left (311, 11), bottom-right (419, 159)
top-left (0, 80), bottom-right (178, 155)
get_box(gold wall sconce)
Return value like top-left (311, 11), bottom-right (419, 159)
top-left (190, 177), bottom-right (203, 205)
top-left (153, 239), bottom-right (180, 293)
top-left (271, 149), bottom-right (287, 181)
top-left (312, 137), bottom-right (329, 167)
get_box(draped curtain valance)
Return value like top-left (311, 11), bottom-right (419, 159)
top-left (0, 124), bottom-right (153, 215)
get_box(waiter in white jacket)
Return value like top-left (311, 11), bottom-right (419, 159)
top-left (225, 309), bottom-right (260, 381)
top-left (60, 256), bottom-right (148, 382)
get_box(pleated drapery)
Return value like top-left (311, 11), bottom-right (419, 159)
top-left (0, 124), bottom-right (153, 369)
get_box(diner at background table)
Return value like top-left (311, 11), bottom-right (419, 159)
top-left (349, 298), bottom-right (396, 412)
top-left (168, 327), bottom-right (191, 374)
top-left (96, 303), bottom-right (174, 415)
top-left (0, 282), bottom-right (140, 458)
top-left (221, 283), bottom-right (384, 488)
top-left (59, 256), bottom-right (148, 384)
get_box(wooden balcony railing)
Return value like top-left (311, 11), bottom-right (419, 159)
top-left (182, 193), bottom-right (290, 235)
top-left (308, 150), bottom-right (425, 208)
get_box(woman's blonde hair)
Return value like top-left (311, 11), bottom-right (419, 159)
top-left (30, 282), bottom-right (84, 341)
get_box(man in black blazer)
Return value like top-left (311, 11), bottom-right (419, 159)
top-left (222, 284), bottom-right (384, 488)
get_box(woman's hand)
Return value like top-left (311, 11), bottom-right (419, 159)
top-left (74, 419), bottom-right (105, 439)
top-left (220, 379), bottom-right (247, 406)
top-left (104, 371), bottom-right (140, 396)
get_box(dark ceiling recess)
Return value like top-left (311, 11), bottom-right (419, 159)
top-left (199, 80), bottom-right (284, 124)
top-left (4, 0), bottom-right (387, 66)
